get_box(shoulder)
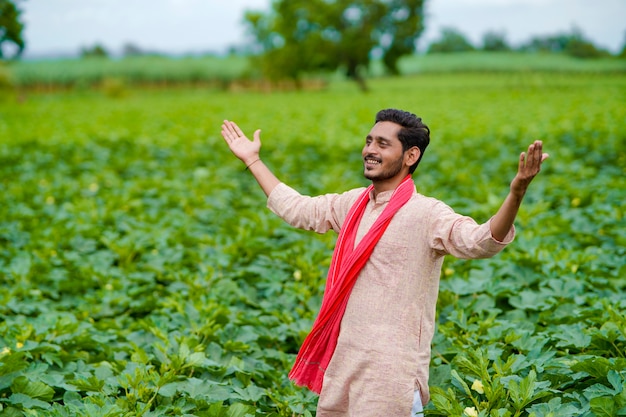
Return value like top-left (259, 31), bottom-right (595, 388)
top-left (409, 193), bottom-right (453, 213)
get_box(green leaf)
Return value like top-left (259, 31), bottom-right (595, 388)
top-left (507, 370), bottom-right (551, 411)
top-left (9, 252), bottom-right (31, 278)
top-left (0, 351), bottom-right (29, 377)
top-left (11, 376), bottom-right (55, 401)
top-left (225, 402), bottom-right (256, 417)
top-left (590, 396), bottom-right (617, 417)
top-left (571, 356), bottom-right (614, 378)
top-left (608, 370), bottom-right (624, 393)
top-left (67, 374), bottom-right (105, 393)
top-left (450, 370), bottom-right (473, 397)
top-left (232, 384), bottom-right (266, 402)
top-left (185, 351), bottom-right (207, 368)
top-left (5, 393), bottom-right (51, 410)
top-left (526, 397), bottom-right (581, 417)
top-left (553, 323), bottom-right (592, 349)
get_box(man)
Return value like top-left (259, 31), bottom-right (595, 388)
top-left (220, 109), bottom-right (548, 416)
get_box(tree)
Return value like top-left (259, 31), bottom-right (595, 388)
top-left (481, 30), bottom-right (510, 52)
top-left (520, 33), bottom-right (570, 53)
top-left (563, 28), bottom-right (609, 59)
top-left (80, 43), bottom-right (109, 58)
top-left (122, 43), bottom-right (143, 57)
top-left (519, 27), bottom-right (608, 58)
top-left (427, 27), bottom-right (474, 53)
top-left (244, 0), bottom-right (427, 91)
top-left (565, 37), bottom-right (608, 59)
top-left (0, 0), bottom-right (25, 60)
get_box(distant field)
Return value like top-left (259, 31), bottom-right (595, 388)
top-left (395, 51), bottom-right (626, 74)
top-left (4, 52), bottom-right (625, 91)
top-left (4, 55), bottom-right (251, 90)
top-left (0, 73), bottom-right (624, 416)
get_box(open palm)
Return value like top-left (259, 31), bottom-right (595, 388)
top-left (221, 120), bottom-right (261, 165)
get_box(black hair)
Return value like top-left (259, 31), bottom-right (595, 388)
top-left (375, 108), bottom-right (430, 173)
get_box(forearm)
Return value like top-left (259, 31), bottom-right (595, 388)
top-left (245, 158), bottom-right (281, 197)
top-left (490, 190), bottom-right (524, 241)
top-left (490, 140), bottom-right (548, 241)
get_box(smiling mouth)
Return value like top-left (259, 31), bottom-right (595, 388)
top-left (364, 157), bottom-right (381, 166)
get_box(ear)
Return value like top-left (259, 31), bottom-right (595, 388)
top-left (404, 146), bottom-right (421, 167)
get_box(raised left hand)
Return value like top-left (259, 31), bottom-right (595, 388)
top-left (510, 140), bottom-right (549, 196)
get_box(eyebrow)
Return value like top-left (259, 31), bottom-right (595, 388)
top-left (366, 134), bottom-right (393, 144)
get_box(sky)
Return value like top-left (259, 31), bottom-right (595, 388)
top-left (18, 0), bottom-right (626, 58)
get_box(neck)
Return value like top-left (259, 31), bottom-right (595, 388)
top-left (371, 174), bottom-right (412, 197)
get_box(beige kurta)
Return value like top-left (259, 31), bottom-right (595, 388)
top-left (267, 182), bottom-right (514, 416)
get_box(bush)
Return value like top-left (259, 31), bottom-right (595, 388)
top-left (566, 38), bottom-right (610, 59)
top-left (0, 63), bottom-right (13, 89)
top-left (427, 27), bottom-right (475, 53)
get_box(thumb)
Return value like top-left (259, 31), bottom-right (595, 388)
top-left (253, 129), bottom-right (262, 144)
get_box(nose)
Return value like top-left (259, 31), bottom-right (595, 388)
top-left (363, 142), bottom-right (377, 154)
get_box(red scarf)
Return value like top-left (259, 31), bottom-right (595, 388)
top-left (288, 174), bottom-right (415, 393)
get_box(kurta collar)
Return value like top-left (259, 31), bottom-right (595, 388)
top-left (368, 188), bottom-right (394, 205)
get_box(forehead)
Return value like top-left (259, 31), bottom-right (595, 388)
top-left (367, 121), bottom-right (402, 142)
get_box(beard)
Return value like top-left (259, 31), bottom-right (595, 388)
top-left (363, 154), bottom-right (404, 181)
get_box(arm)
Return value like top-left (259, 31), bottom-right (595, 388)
top-left (490, 140), bottom-right (549, 241)
top-left (221, 120), bottom-right (280, 197)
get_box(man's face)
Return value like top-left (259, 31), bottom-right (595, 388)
top-left (362, 121), bottom-right (406, 182)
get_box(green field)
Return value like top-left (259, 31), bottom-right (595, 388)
top-left (4, 52), bottom-right (626, 91)
top-left (0, 71), bottom-right (625, 416)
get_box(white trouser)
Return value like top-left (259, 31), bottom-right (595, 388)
top-left (411, 389), bottom-right (423, 416)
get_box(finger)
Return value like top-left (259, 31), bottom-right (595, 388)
top-left (518, 151), bottom-right (526, 170)
top-left (222, 120), bottom-right (238, 138)
top-left (232, 123), bottom-right (245, 138)
top-left (253, 129), bottom-right (261, 144)
top-left (224, 121), bottom-right (238, 135)
top-left (533, 141), bottom-right (546, 168)
top-left (526, 142), bottom-right (540, 169)
top-left (221, 124), bottom-right (232, 142)
top-left (226, 121), bottom-right (239, 138)
top-left (533, 141), bottom-right (543, 161)
top-left (536, 140), bottom-right (550, 164)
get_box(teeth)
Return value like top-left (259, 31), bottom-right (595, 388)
top-left (365, 159), bottom-right (380, 164)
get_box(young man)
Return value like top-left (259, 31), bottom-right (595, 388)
top-left (221, 109), bottom-right (548, 416)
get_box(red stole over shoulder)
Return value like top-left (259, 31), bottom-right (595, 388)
top-left (288, 174), bottom-right (415, 393)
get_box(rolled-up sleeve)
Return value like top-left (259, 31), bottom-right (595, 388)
top-left (267, 183), bottom-right (364, 234)
top-left (429, 201), bottom-right (515, 259)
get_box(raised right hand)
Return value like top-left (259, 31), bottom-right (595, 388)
top-left (221, 120), bottom-right (262, 167)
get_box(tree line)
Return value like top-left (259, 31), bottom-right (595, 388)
top-left (2, 0), bottom-right (625, 92)
top-left (427, 26), bottom-right (617, 59)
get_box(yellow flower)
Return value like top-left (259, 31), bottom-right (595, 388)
top-left (471, 379), bottom-right (485, 394)
top-left (16, 342), bottom-right (24, 349)
top-left (293, 270), bottom-right (302, 280)
top-left (464, 407), bottom-right (478, 417)
top-left (1, 347), bottom-right (10, 356)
